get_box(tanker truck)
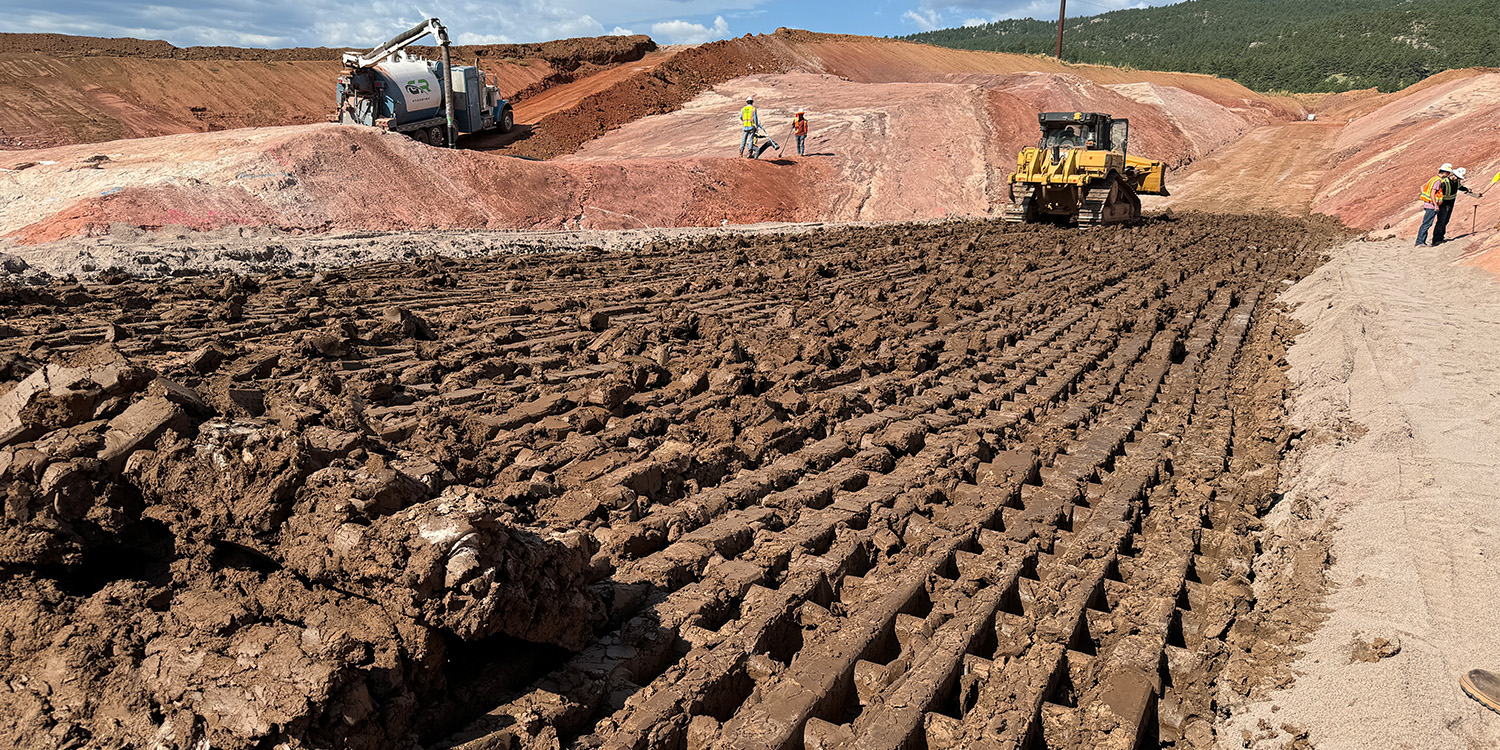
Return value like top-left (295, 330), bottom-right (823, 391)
top-left (335, 18), bottom-right (514, 147)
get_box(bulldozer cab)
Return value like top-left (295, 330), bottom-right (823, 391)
top-left (1038, 112), bottom-right (1127, 155)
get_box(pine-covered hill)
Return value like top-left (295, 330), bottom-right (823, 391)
top-left (903, 0), bottom-right (1499, 93)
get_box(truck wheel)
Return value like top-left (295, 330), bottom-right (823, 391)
top-left (410, 129), bottom-right (429, 145)
top-left (499, 108), bottom-right (514, 134)
top-left (429, 126), bottom-right (446, 147)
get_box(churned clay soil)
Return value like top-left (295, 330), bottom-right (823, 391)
top-left (0, 213), bottom-right (1350, 750)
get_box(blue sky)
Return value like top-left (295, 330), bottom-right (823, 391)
top-left (13, 0), bottom-right (1186, 47)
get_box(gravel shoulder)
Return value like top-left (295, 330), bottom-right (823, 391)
top-left (1224, 236), bottom-right (1500, 749)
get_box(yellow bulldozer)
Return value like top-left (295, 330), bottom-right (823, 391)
top-left (1003, 112), bottom-right (1169, 226)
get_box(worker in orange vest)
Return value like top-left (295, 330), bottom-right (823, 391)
top-left (792, 111), bottom-right (809, 157)
top-left (1416, 164), bottom-right (1452, 246)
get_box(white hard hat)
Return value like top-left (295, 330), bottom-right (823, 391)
top-left (1440, 163), bottom-right (1454, 172)
top-left (746, 97), bottom-right (754, 103)
top-left (1455, 167), bottom-right (1468, 179)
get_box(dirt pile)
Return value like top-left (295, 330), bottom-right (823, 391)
top-left (1, 125), bottom-right (844, 244)
top-left (0, 213), bottom-right (1347, 749)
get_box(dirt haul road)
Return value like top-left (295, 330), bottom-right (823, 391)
top-left (0, 213), bottom-right (1345, 750)
top-left (1149, 122), bottom-right (1342, 216)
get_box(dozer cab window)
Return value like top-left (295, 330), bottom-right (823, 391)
top-left (1043, 125), bottom-right (1089, 150)
top-left (1110, 119), bottom-right (1130, 157)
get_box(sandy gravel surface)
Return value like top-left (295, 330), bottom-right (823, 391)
top-left (1224, 236), bottom-right (1500, 749)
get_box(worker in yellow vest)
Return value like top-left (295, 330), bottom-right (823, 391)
top-left (1416, 164), bottom-right (1452, 247)
top-left (739, 98), bottom-right (759, 158)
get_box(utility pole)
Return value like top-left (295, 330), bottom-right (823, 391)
top-left (1055, 0), bottom-right (1066, 59)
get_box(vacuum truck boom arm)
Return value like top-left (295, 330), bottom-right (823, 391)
top-left (342, 17), bottom-right (450, 69)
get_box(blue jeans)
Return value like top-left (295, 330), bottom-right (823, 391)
top-left (1417, 207), bottom-right (1438, 245)
top-left (795, 134), bottom-right (806, 155)
top-left (741, 127), bottom-right (755, 154)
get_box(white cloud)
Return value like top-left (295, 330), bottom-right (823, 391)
top-left (11, 0), bottom-right (1186, 48)
top-left (649, 15), bottom-right (730, 45)
top-left (607, 26), bottom-right (636, 36)
top-left (456, 32), bottom-right (515, 44)
top-left (902, 9), bottom-right (942, 31)
top-left (962, 17), bottom-right (989, 27)
top-left (9, 0), bottom-right (759, 47)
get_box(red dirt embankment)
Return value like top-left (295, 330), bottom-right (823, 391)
top-left (1, 30), bottom-right (1312, 243)
top-left (1312, 71), bottom-right (1500, 234)
top-left (2, 125), bottom-right (841, 244)
top-left (499, 30), bottom-right (1302, 161)
top-left (0, 32), bottom-right (655, 149)
top-left (1151, 67), bottom-right (1500, 276)
top-left (0, 27), bottom-right (1328, 245)
top-left (1315, 70), bottom-right (1500, 276)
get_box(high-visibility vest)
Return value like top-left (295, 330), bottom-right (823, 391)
top-left (1420, 175), bottom-right (1446, 204)
top-left (741, 105), bottom-right (757, 128)
top-left (1440, 175), bottom-right (1463, 202)
top-left (793, 118), bottom-right (808, 135)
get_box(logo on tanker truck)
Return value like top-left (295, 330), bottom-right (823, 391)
top-left (377, 61), bottom-right (441, 111)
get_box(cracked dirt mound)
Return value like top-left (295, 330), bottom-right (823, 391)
top-left (0, 32), bottom-right (656, 149)
top-left (0, 213), bottom-right (1347, 750)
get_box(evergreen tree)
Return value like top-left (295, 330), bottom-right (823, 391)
top-left (903, 0), bottom-right (1499, 93)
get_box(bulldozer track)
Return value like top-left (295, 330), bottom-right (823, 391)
top-left (0, 214), bottom-right (1344, 750)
